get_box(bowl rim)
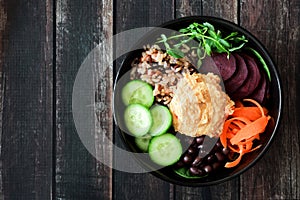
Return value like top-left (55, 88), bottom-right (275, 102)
top-left (113, 15), bottom-right (282, 186)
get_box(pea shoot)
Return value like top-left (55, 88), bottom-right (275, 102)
top-left (157, 22), bottom-right (248, 66)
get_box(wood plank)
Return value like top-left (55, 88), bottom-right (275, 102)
top-left (174, 0), bottom-right (240, 199)
top-left (176, 0), bottom-right (202, 18)
top-left (0, 0), bottom-right (53, 199)
top-left (113, 0), bottom-right (174, 199)
top-left (55, 0), bottom-right (113, 199)
top-left (175, 178), bottom-right (240, 200)
top-left (176, 0), bottom-right (238, 23)
top-left (202, 0), bottom-right (238, 23)
top-left (0, 2), bottom-right (7, 198)
top-left (239, 0), bottom-right (300, 199)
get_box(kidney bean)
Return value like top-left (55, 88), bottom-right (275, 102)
top-left (212, 161), bottom-right (222, 170)
top-left (222, 148), bottom-right (229, 155)
top-left (192, 156), bottom-right (203, 166)
top-left (189, 167), bottom-right (201, 176)
top-left (215, 151), bottom-right (225, 162)
top-left (183, 154), bottom-right (193, 164)
top-left (203, 165), bottom-right (213, 173)
top-left (187, 147), bottom-right (197, 155)
top-left (196, 136), bottom-right (205, 144)
top-left (207, 154), bottom-right (216, 164)
top-left (174, 160), bottom-right (184, 169)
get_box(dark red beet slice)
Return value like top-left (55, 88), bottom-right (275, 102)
top-left (211, 53), bottom-right (236, 81)
top-left (247, 71), bottom-right (267, 104)
top-left (244, 54), bottom-right (261, 88)
top-left (199, 53), bottom-right (236, 81)
top-left (231, 53), bottom-right (261, 100)
top-left (199, 56), bottom-right (220, 75)
top-left (224, 53), bottom-right (248, 94)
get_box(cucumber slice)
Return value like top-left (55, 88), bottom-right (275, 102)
top-left (149, 105), bottom-right (172, 136)
top-left (135, 134), bottom-right (152, 152)
top-left (121, 80), bottom-right (154, 108)
top-left (124, 104), bottom-right (152, 137)
top-left (149, 133), bottom-right (182, 166)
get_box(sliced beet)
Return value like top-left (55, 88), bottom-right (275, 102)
top-left (231, 53), bottom-right (261, 100)
top-left (247, 71), bottom-right (267, 104)
top-left (199, 53), bottom-right (236, 81)
top-left (199, 56), bottom-right (220, 75)
top-left (224, 53), bottom-right (248, 94)
top-left (211, 53), bottom-right (236, 81)
top-left (243, 54), bottom-right (261, 88)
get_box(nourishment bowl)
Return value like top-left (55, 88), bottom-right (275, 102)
top-left (113, 16), bottom-right (282, 186)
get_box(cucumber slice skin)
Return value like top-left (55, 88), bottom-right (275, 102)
top-left (124, 104), bottom-right (153, 137)
top-left (149, 105), bottom-right (172, 136)
top-left (135, 134), bottom-right (152, 152)
top-left (121, 80), bottom-right (154, 108)
top-left (149, 133), bottom-right (182, 166)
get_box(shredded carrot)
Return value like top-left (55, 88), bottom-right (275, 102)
top-left (231, 128), bottom-right (239, 134)
top-left (243, 98), bottom-right (265, 117)
top-left (230, 116), bottom-right (270, 145)
top-left (232, 120), bottom-right (247, 129)
top-left (227, 132), bottom-right (236, 139)
top-left (232, 107), bottom-right (268, 121)
top-left (228, 145), bottom-right (240, 153)
top-left (235, 101), bottom-right (244, 108)
top-left (221, 99), bottom-right (270, 168)
top-left (225, 151), bottom-right (243, 168)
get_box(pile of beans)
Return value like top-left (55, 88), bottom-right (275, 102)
top-left (175, 135), bottom-right (230, 176)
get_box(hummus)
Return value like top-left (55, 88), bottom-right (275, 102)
top-left (168, 72), bottom-right (234, 138)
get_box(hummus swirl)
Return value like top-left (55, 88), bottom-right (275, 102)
top-left (168, 72), bottom-right (234, 138)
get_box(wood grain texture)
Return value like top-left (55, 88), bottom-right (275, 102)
top-left (176, 0), bottom-right (202, 18)
top-left (0, 72), bottom-right (5, 200)
top-left (0, 2), bottom-right (7, 198)
top-left (0, 0), bottom-right (298, 199)
top-left (240, 0), bottom-right (300, 199)
top-left (176, 0), bottom-right (239, 22)
top-left (55, 0), bottom-right (112, 199)
top-left (0, 0), bottom-right (53, 199)
top-left (114, 0), bottom-right (174, 32)
top-left (94, 0), bottom-right (113, 199)
top-left (202, 0), bottom-right (238, 23)
top-left (113, 0), bottom-right (174, 200)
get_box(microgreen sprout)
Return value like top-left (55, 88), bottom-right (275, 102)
top-left (157, 22), bottom-right (248, 66)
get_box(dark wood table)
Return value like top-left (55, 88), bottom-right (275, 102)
top-left (0, 0), bottom-right (299, 199)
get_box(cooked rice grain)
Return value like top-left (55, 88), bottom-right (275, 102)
top-left (130, 45), bottom-right (195, 104)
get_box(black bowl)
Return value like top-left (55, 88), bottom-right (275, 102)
top-left (113, 16), bottom-right (282, 186)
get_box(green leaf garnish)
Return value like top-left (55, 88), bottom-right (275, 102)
top-left (156, 22), bottom-right (248, 66)
top-left (208, 29), bottom-right (218, 39)
top-left (167, 48), bottom-right (185, 58)
top-left (228, 43), bottom-right (246, 52)
top-left (219, 39), bottom-right (230, 48)
top-left (197, 59), bottom-right (202, 69)
top-left (203, 22), bottom-right (215, 31)
top-left (204, 43), bottom-right (212, 56)
top-left (246, 47), bottom-right (271, 81)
